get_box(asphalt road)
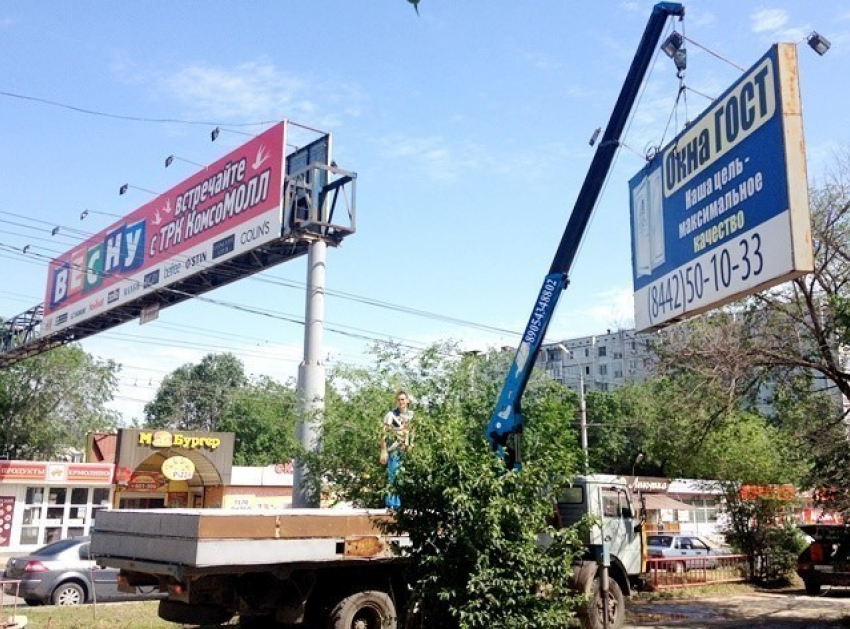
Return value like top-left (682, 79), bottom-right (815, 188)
top-left (625, 587), bottom-right (850, 628)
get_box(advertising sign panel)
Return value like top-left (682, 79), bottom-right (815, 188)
top-left (42, 122), bottom-right (286, 335)
top-left (630, 44), bottom-right (812, 331)
top-left (0, 497), bottom-right (13, 547)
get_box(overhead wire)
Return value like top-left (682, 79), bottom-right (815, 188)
top-left (0, 210), bottom-right (520, 339)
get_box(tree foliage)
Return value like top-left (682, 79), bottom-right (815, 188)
top-left (144, 353), bottom-right (247, 432)
top-left (0, 344), bottom-right (119, 458)
top-left (318, 342), bottom-right (586, 628)
top-left (145, 353), bottom-right (298, 466)
top-left (217, 376), bottom-right (299, 466)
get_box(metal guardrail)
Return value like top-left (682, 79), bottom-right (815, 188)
top-left (646, 554), bottom-right (749, 589)
top-left (0, 579), bottom-right (26, 628)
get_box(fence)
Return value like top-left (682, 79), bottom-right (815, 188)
top-left (0, 579), bottom-right (25, 628)
top-left (645, 554), bottom-right (749, 589)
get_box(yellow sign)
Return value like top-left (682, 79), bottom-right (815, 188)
top-left (138, 431), bottom-right (222, 451)
top-left (161, 456), bottom-right (196, 481)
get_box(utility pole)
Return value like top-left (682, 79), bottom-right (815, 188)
top-left (293, 239), bottom-right (327, 508)
top-left (579, 373), bottom-right (589, 474)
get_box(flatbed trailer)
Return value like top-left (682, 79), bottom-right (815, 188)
top-left (92, 507), bottom-right (410, 627)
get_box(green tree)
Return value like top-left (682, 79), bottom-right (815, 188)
top-left (319, 343), bottom-right (587, 628)
top-left (144, 353), bottom-right (247, 431)
top-left (217, 376), bottom-right (299, 466)
top-left (0, 345), bottom-right (119, 458)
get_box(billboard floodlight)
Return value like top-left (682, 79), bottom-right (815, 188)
top-left (119, 184), bottom-right (159, 196)
top-left (660, 31), bottom-right (683, 58)
top-left (807, 31), bottom-right (831, 56)
top-left (165, 155), bottom-right (206, 169)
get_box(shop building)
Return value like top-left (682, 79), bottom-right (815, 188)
top-left (0, 460), bottom-right (114, 552)
top-left (107, 428), bottom-right (235, 509)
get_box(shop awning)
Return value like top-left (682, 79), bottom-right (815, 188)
top-left (643, 494), bottom-right (694, 511)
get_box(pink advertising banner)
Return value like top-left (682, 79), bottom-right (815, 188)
top-left (0, 497), bottom-right (13, 546)
top-left (42, 122), bottom-right (286, 335)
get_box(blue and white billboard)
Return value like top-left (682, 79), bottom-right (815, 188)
top-left (630, 43), bottom-right (813, 331)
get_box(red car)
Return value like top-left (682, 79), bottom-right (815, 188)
top-left (797, 525), bottom-right (850, 595)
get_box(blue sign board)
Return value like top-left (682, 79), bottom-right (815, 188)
top-left (630, 44), bottom-right (812, 331)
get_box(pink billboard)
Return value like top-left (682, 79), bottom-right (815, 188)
top-left (42, 122), bottom-right (285, 335)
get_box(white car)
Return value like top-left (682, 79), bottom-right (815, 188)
top-left (646, 534), bottom-right (731, 570)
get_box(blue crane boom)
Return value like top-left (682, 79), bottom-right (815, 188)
top-left (486, 2), bottom-right (685, 467)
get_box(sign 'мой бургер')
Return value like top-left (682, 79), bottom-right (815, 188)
top-left (629, 44), bottom-right (813, 331)
top-left (41, 123), bottom-right (286, 336)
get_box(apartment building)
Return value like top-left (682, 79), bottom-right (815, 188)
top-left (539, 328), bottom-right (656, 393)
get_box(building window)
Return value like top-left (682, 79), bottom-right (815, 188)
top-left (584, 348), bottom-right (589, 358)
top-left (598, 346), bottom-right (607, 357)
top-left (19, 486), bottom-right (109, 546)
top-left (585, 366), bottom-right (590, 376)
top-left (599, 365), bottom-right (608, 376)
top-left (614, 370), bottom-right (623, 379)
top-left (682, 497), bottom-right (719, 524)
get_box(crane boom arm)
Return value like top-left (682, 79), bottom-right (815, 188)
top-left (486, 2), bottom-right (685, 465)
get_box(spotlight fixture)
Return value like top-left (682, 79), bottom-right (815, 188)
top-left (119, 184), bottom-right (159, 196)
top-left (807, 31), bottom-right (831, 56)
top-left (165, 154), bottom-right (206, 169)
top-left (660, 31), bottom-right (683, 58)
top-left (211, 127), bottom-right (221, 142)
top-left (80, 209), bottom-right (89, 220)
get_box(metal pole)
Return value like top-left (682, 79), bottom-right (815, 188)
top-left (580, 373), bottom-right (589, 474)
top-left (293, 239), bottom-right (327, 508)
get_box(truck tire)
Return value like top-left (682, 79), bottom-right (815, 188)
top-left (52, 582), bottom-right (85, 605)
top-left (328, 590), bottom-right (396, 629)
top-left (158, 599), bottom-right (233, 625)
top-left (580, 577), bottom-right (625, 629)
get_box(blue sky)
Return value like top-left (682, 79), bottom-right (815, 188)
top-left (0, 1), bottom-right (847, 423)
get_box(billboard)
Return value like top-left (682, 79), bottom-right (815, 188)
top-left (42, 122), bottom-right (286, 335)
top-left (630, 44), bottom-right (812, 331)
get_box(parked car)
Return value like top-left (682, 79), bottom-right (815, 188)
top-left (646, 534), bottom-right (732, 571)
top-left (797, 524), bottom-right (850, 595)
top-left (3, 536), bottom-right (163, 606)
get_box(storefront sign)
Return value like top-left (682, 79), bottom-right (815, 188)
top-left (67, 463), bottom-right (114, 483)
top-left (138, 430), bottom-right (222, 451)
top-left (127, 472), bottom-right (169, 492)
top-left (0, 497), bottom-right (13, 547)
top-left (0, 462), bottom-right (47, 481)
top-left (162, 456), bottom-right (195, 481)
top-left (116, 429), bottom-right (234, 486)
top-left (627, 476), bottom-right (670, 493)
top-left (0, 461), bottom-right (113, 485)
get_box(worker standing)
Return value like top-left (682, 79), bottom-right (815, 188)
top-left (380, 391), bottom-right (414, 509)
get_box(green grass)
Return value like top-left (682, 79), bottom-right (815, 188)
top-left (4, 601), bottom-right (183, 629)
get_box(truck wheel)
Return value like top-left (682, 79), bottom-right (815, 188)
top-left (804, 579), bottom-right (822, 596)
top-left (580, 577), bottom-right (625, 629)
top-left (328, 590), bottom-right (396, 629)
top-left (52, 582), bottom-right (85, 605)
top-left (158, 599), bottom-right (233, 625)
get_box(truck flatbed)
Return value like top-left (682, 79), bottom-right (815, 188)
top-left (93, 508), bottom-right (405, 575)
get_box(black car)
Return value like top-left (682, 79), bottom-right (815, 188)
top-left (798, 524), bottom-right (850, 595)
top-left (3, 536), bottom-right (161, 606)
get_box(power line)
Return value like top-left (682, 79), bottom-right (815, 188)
top-left (0, 89), bottom-right (279, 128)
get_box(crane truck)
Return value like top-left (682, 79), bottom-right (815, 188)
top-left (91, 4), bottom-right (684, 629)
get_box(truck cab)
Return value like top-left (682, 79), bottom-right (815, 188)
top-left (557, 475), bottom-right (643, 629)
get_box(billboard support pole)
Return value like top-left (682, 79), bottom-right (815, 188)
top-left (293, 238), bottom-right (327, 508)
